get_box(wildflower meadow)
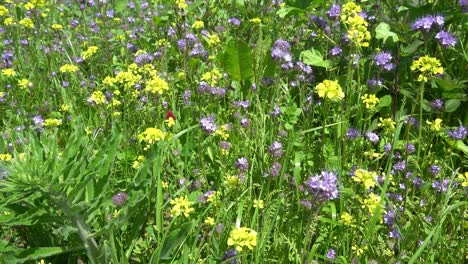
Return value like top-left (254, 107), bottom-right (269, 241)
top-left (1, 0), bottom-right (467, 263)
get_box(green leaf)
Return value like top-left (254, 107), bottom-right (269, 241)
top-left (375, 22), bottom-right (399, 43)
top-left (223, 39), bottom-right (254, 81)
top-left (444, 99), bottom-right (461, 112)
top-left (276, 6), bottom-right (303, 18)
top-left (378, 95), bottom-right (392, 108)
top-left (300, 49), bottom-right (331, 68)
top-left (159, 222), bottom-right (194, 260)
top-left (401, 40), bottom-right (423, 55)
top-left (17, 246), bottom-right (84, 262)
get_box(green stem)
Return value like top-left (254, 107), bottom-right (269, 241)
top-left (417, 81), bottom-right (425, 163)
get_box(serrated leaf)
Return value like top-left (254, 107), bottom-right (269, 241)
top-left (300, 49), bottom-right (331, 68)
top-left (223, 39), bottom-right (254, 81)
top-left (375, 22), bottom-right (399, 43)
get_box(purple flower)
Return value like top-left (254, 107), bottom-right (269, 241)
top-left (432, 179), bottom-right (450, 192)
top-left (383, 210), bottom-right (396, 226)
top-left (374, 51), bottom-right (394, 71)
top-left (112, 192), bottom-right (128, 206)
top-left (329, 46), bottom-right (342, 57)
top-left (389, 227), bottom-right (401, 239)
top-left (393, 160), bottom-right (406, 173)
top-left (269, 162), bottom-right (282, 177)
top-left (304, 171), bottom-right (339, 202)
top-left (365, 132), bottom-right (379, 144)
top-left (435, 31), bottom-right (457, 48)
top-left (200, 115), bottom-right (218, 135)
top-left (220, 141), bottom-right (231, 152)
top-left (326, 248), bottom-right (336, 259)
top-left (268, 141), bottom-right (283, 158)
top-left (271, 39), bottom-right (292, 63)
top-left (240, 118), bottom-right (250, 128)
top-left (235, 157), bottom-right (249, 172)
top-left (228, 17), bottom-right (241, 26)
top-left (430, 99), bottom-right (444, 111)
top-left (327, 4), bottom-right (341, 19)
top-left (405, 144), bottom-right (416, 154)
top-left (428, 165), bottom-right (441, 176)
top-left (32, 115), bottom-right (44, 126)
top-left (447, 126), bottom-right (468, 140)
top-left (461, 0), bottom-right (468, 13)
top-left (223, 249), bottom-right (237, 263)
top-left (346, 128), bottom-right (360, 140)
top-left (404, 116), bottom-right (419, 128)
top-left (368, 77), bottom-right (383, 88)
top-left (412, 15), bottom-right (445, 32)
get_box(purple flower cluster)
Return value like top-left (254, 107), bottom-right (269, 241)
top-left (304, 171), bottom-right (339, 202)
top-left (435, 31), bottom-right (457, 48)
top-left (365, 132), bottom-right (379, 144)
top-left (235, 157), bottom-right (249, 172)
top-left (268, 141), bottom-right (283, 158)
top-left (374, 51), bottom-right (394, 71)
top-left (447, 125), bottom-right (468, 140)
top-left (460, 0), bottom-right (468, 13)
top-left (432, 179), bottom-right (450, 192)
top-left (271, 39), bottom-right (292, 64)
top-left (346, 128), bottom-right (360, 140)
top-left (327, 4), bottom-right (341, 19)
top-left (430, 99), bottom-right (444, 111)
top-left (112, 192), bottom-right (129, 206)
top-left (412, 15), bottom-right (445, 32)
top-left (197, 81), bottom-right (226, 98)
top-left (329, 46), bottom-right (342, 57)
top-left (200, 115), bottom-right (218, 135)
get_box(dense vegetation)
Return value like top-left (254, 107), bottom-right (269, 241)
top-left (0, 0), bottom-right (467, 263)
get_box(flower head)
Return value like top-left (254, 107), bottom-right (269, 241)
top-left (304, 171), bottom-right (339, 201)
top-left (227, 227), bottom-right (257, 252)
top-left (353, 169), bottom-right (377, 189)
top-left (410, 55), bottom-right (443, 82)
top-left (170, 196), bottom-right (194, 217)
top-left (112, 192), bottom-right (128, 206)
top-left (315, 80), bottom-right (344, 101)
top-left (435, 31), bottom-right (457, 48)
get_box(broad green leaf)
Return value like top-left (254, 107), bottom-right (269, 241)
top-left (300, 49), bottom-right (331, 68)
top-left (17, 246), bottom-right (84, 262)
top-left (223, 39), bottom-right (254, 81)
top-left (276, 6), bottom-right (303, 18)
top-left (378, 95), bottom-right (392, 108)
top-left (444, 99), bottom-right (461, 112)
top-left (159, 222), bottom-right (194, 260)
top-left (401, 40), bottom-right (424, 55)
top-left (375, 22), bottom-right (399, 43)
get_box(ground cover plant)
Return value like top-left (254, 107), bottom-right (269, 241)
top-left (0, 0), bottom-right (467, 263)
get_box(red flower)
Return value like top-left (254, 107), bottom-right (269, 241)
top-left (165, 111), bottom-right (176, 120)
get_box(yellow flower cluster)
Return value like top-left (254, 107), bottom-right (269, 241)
top-left (0, 153), bottom-right (12, 161)
top-left (145, 75), bottom-right (169, 95)
top-left (165, 117), bottom-right (175, 127)
top-left (227, 227), bottom-right (257, 252)
top-left (250, 18), bottom-right (262, 24)
top-left (361, 94), bottom-right (380, 109)
top-left (457, 172), bottom-right (468, 187)
top-left (378, 117), bottom-right (396, 133)
top-left (361, 193), bottom-right (384, 215)
top-left (353, 169), bottom-right (377, 189)
top-left (175, 0), bottom-right (187, 9)
top-left (82, 46), bottom-right (99, 60)
top-left (19, 18), bottom-right (34, 29)
top-left (315, 79), bottom-right (344, 100)
top-left (214, 124), bottom-right (229, 140)
top-left (170, 196), bottom-right (194, 217)
top-left (341, 2), bottom-right (370, 47)
top-left (89, 91), bottom-right (106, 105)
top-left (18, 79), bottom-right (32, 89)
top-left (51, 23), bottom-right (63, 30)
top-left (201, 68), bottom-right (222, 86)
top-left (426, 118), bottom-right (443, 131)
top-left (410, 55), bottom-right (444, 82)
top-left (204, 217), bottom-right (215, 226)
top-left (138, 127), bottom-right (165, 145)
top-left (60, 64), bottom-right (79, 73)
top-left (44, 118), bottom-right (62, 127)
top-left (2, 68), bottom-right (16, 77)
top-left (132, 155), bottom-right (145, 169)
top-left (0, 5), bottom-right (9, 16)
top-left (207, 33), bottom-right (221, 47)
top-left (253, 199), bottom-right (264, 209)
top-left (192, 20), bottom-right (204, 30)
top-left (224, 175), bottom-right (240, 187)
top-left (340, 212), bottom-right (355, 226)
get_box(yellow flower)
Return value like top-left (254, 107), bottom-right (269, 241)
top-left (4, 17), bottom-right (15, 26)
top-left (51, 23), bottom-right (63, 30)
top-left (207, 33), bottom-right (221, 47)
top-left (88, 91), bottom-right (106, 105)
top-left (19, 18), bottom-right (34, 29)
top-left (18, 79), bottom-right (32, 89)
top-left (204, 217), bottom-right (215, 226)
top-left (378, 117), bottom-right (396, 133)
top-left (192, 20), bottom-right (204, 30)
top-left (175, 0), bottom-right (187, 9)
top-left (253, 199), bottom-right (264, 209)
top-left (410, 55), bottom-right (443, 82)
top-left (161, 181), bottom-right (169, 188)
top-left (44, 118), bottom-right (62, 127)
top-left (340, 212), bottom-right (354, 226)
top-left (0, 6), bottom-right (9, 16)
top-left (2, 68), bottom-right (16, 77)
top-left (24, 2), bottom-right (35, 10)
top-left (352, 245), bottom-right (368, 256)
top-left (132, 155), bottom-right (145, 169)
top-left (214, 125), bottom-right (229, 140)
top-left (59, 64), bottom-right (79, 73)
top-left (341, 3), bottom-right (370, 47)
top-left (227, 227), bottom-right (257, 252)
top-left (353, 169), bottom-right (378, 189)
top-left (170, 196), bottom-right (194, 217)
top-left (361, 193), bottom-right (384, 215)
top-left (457, 172), bottom-right (468, 187)
top-left (82, 46), bottom-right (99, 60)
top-left (315, 80), bottom-right (344, 101)
top-left (249, 18), bottom-right (262, 24)
top-left (224, 175), bottom-right (240, 187)
top-left (138, 128), bottom-right (165, 145)
top-left (145, 76), bottom-right (169, 95)
top-left (361, 94), bottom-right (380, 109)
top-left (165, 117), bottom-right (175, 127)
top-left (201, 68), bottom-right (222, 86)
top-left (0, 153), bottom-right (12, 161)
top-left (103, 76), bottom-right (116, 86)
top-left (426, 118), bottom-right (443, 131)
top-left (31, 0), bottom-right (45, 7)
